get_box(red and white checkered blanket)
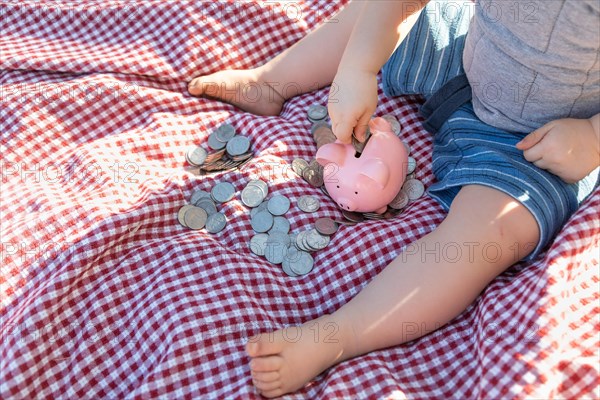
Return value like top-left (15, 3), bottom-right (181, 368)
top-left (2, 1), bottom-right (599, 398)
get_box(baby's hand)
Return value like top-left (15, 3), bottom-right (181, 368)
top-left (516, 116), bottom-right (600, 183)
top-left (328, 68), bottom-right (378, 144)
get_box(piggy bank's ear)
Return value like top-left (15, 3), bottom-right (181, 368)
top-left (316, 142), bottom-right (347, 167)
top-left (359, 158), bottom-right (389, 190)
top-left (369, 117), bottom-right (392, 134)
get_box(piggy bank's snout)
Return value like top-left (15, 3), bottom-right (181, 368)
top-left (336, 197), bottom-right (355, 211)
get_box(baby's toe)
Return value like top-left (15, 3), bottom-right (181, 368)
top-left (249, 355), bottom-right (284, 373)
top-left (251, 370), bottom-right (280, 383)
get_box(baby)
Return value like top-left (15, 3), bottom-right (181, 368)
top-left (189, 1), bottom-right (599, 397)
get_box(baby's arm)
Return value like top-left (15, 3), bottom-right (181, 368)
top-left (329, 1), bottom-right (428, 143)
top-left (516, 114), bottom-right (600, 183)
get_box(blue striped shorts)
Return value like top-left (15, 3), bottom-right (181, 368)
top-left (381, 1), bottom-right (599, 260)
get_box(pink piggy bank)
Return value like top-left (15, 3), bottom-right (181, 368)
top-left (316, 117), bottom-right (408, 214)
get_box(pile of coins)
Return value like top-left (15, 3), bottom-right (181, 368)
top-left (185, 123), bottom-right (254, 173)
top-left (297, 105), bottom-right (426, 223)
top-left (243, 179), bottom-right (338, 277)
top-left (177, 176), bottom-right (338, 277)
top-left (177, 108), bottom-right (424, 274)
top-left (292, 158), bottom-right (324, 188)
top-left (177, 183), bottom-right (233, 233)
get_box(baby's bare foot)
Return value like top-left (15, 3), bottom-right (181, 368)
top-left (188, 68), bottom-right (285, 116)
top-left (246, 315), bottom-right (355, 398)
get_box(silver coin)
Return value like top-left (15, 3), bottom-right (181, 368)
top-left (403, 141), bottom-right (411, 155)
top-left (211, 182), bottom-right (236, 203)
top-left (286, 250), bottom-right (314, 276)
top-left (288, 232), bottom-right (298, 247)
top-left (305, 229), bottom-right (330, 250)
top-left (268, 231), bottom-right (291, 247)
top-left (402, 178), bottom-right (425, 201)
top-left (264, 231), bottom-right (290, 264)
top-left (308, 116), bottom-right (326, 124)
top-left (297, 195), bottom-right (320, 213)
top-left (352, 134), bottom-right (365, 154)
top-left (186, 146), bottom-right (208, 166)
top-left (302, 230), bottom-right (320, 252)
top-left (388, 189), bottom-right (409, 210)
top-left (307, 104), bottom-right (328, 122)
top-left (226, 135), bottom-right (251, 156)
top-left (190, 189), bottom-right (211, 205)
top-left (250, 201), bottom-right (269, 217)
top-left (195, 197), bottom-right (218, 216)
top-left (247, 179), bottom-right (268, 196)
top-left (406, 156), bottom-right (416, 175)
top-left (351, 125), bottom-right (371, 146)
top-left (242, 185), bottom-right (266, 208)
top-left (250, 233), bottom-right (269, 256)
top-left (281, 247), bottom-right (300, 277)
top-left (381, 114), bottom-right (401, 136)
top-left (206, 212), bottom-right (227, 233)
top-left (183, 206), bottom-right (208, 230)
top-left (251, 210), bottom-right (274, 233)
top-left (177, 205), bottom-right (195, 227)
top-left (208, 132), bottom-right (227, 150)
top-left (267, 195), bottom-right (290, 216)
top-left (301, 231), bottom-right (313, 251)
top-left (284, 245), bottom-right (301, 262)
top-left (216, 123), bottom-right (236, 142)
top-left (292, 159), bottom-right (309, 177)
top-left (295, 231), bottom-right (310, 252)
top-left (269, 216), bottom-right (291, 234)
top-left (265, 243), bottom-right (287, 264)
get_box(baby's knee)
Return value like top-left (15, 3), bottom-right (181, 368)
top-left (447, 186), bottom-right (541, 257)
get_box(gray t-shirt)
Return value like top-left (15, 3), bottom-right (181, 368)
top-left (463, 0), bottom-right (600, 133)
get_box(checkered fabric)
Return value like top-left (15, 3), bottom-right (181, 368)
top-left (1, 1), bottom-right (598, 399)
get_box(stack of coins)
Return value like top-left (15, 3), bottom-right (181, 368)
top-left (244, 179), bottom-right (337, 277)
top-left (185, 123), bottom-right (254, 173)
top-left (292, 157), bottom-right (324, 189)
top-left (177, 183), bottom-right (232, 233)
top-left (302, 160), bottom-right (324, 188)
top-left (312, 122), bottom-right (336, 150)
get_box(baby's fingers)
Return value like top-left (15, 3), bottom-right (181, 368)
top-left (353, 113), bottom-right (372, 143)
top-left (522, 144), bottom-right (544, 163)
top-left (516, 123), bottom-right (553, 150)
top-left (332, 119), bottom-right (354, 144)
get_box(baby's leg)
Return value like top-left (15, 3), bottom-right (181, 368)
top-left (188, 2), bottom-right (365, 115)
top-left (246, 185), bottom-right (540, 398)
